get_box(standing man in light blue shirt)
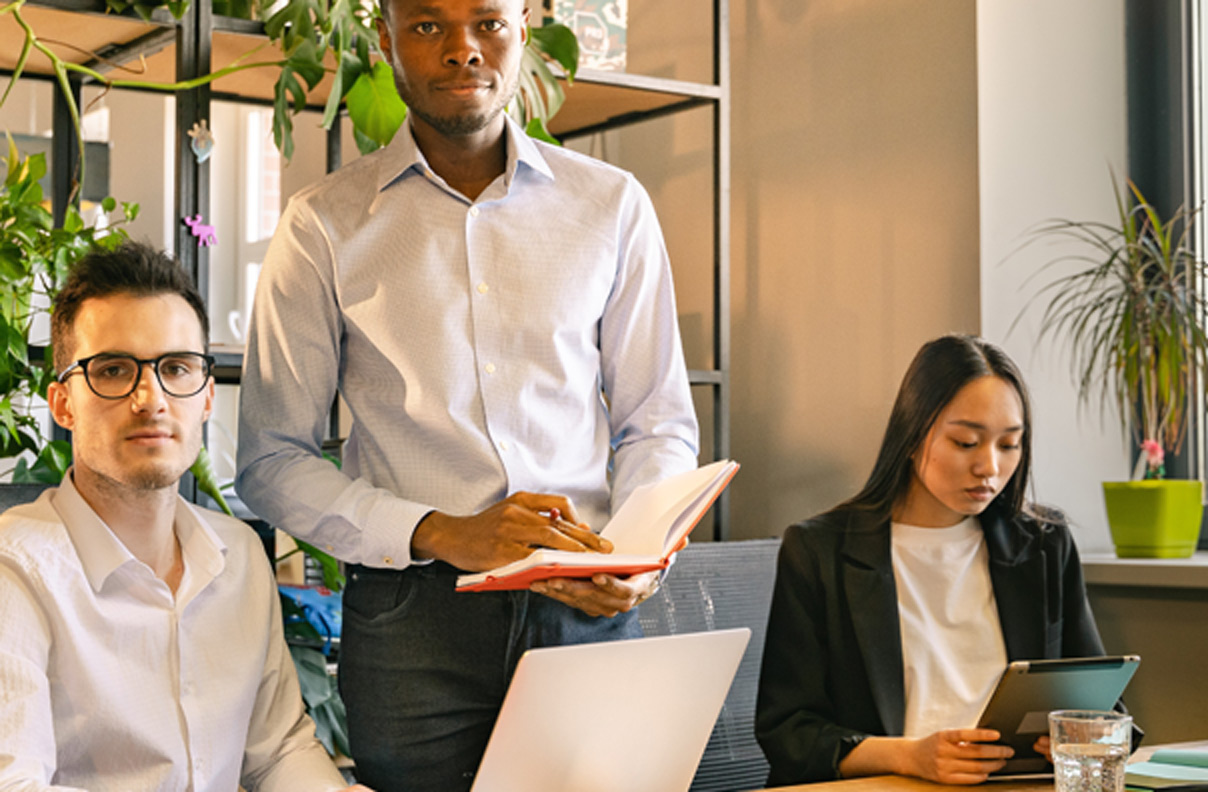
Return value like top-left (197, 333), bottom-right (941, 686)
top-left (234, 0), bottom-right (699, 788)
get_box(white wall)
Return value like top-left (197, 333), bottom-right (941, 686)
top-left (100, 88), bottom-right (175, 250)
top-left (978, 0), bottom-right (1131, 552)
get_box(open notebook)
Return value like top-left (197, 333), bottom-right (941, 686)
top-left (457, 460), bottom-right (739, 592)
top-left (470, 628), bottom-right (751, 792)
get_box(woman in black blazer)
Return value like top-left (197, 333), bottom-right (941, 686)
top-left (756, 334), bottom-right (1116, 786)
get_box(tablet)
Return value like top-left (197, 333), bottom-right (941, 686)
top-left (977, 655), bottom-right (1141, 775)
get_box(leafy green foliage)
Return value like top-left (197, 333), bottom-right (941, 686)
top-left (1022, 173), bottom-right (1208, 475)
top-left (524, 117), bottom-right (560, 146)
top-left (189, 445), bottom-right (233, 513)
top-left (211, 0), bottom-right (252, 19)
top-left (512, 23), bottom-right (577, 137)
top-left (345, 60), bottom-right (407, 150)
top-left (271, 43), bottom-right (329, 161)
top-left (295, 538), bottom-right (346, 590)
top-left (12, 440), bottom-right (71, 483)
top-left (257, 0), bottom-right (381, 159)
top-left (528, 22), bottom-right (580, 78)
top-left (0, 136), bottom-right (136, 482)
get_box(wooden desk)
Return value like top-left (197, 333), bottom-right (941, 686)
top-left (757, 741), bottom-right (1208, 792)
top-left (761, 776), bottom-right (1050, 792)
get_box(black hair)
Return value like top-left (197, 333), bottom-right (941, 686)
top-left (839, 333), bottom-right (1033, 520)
top-left (51, 241), bottom-right (210, 373)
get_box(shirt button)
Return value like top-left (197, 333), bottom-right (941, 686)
top-left (383, 556), bottom-right (394, 565)
top-left (469, 206), bottom-right (480, 217)
top-left (499, 440), bottom-right (510, 451)
top-left (484, 363), bottom-right (496, 374)
top-left (325, 544), bottom-right (333, 552)
top-left (476, 282), bottom-right (489, 294)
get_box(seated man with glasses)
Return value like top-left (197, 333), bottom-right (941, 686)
top-left (0, 242), bottom-right (367, 792)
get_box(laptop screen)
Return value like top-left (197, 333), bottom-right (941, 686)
top-left (470, 628), bottom-right (751, 792)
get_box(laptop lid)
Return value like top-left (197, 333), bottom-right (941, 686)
top-left (470, 628), bottom-right (751, 792)
top-left (978, 655), bottom-right (1141, 775)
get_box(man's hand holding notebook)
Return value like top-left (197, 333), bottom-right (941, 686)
top-left (456, 460), bottom-right (739, 592)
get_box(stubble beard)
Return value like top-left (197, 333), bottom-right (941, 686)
top-left (79, 458), bottom-right (184, 503)
top-left (80, 423), bottom-right (202, 497)
top-left (395, 69), bottom-right (521, 138)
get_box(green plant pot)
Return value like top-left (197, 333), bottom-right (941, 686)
top-left (1102, 480), bottom-right (1204, 559)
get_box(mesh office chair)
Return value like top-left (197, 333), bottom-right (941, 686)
top-left (0, 483), bottom-right (51, 511)
top-left (638, 538), bottom-right (781, 792)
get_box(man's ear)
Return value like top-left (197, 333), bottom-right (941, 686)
top-left (47, 381), bottom-right (76, 432)
top-left (376, 15), bottom-right (393, 63)
top-left (202, 379), bottom-right (215, 423)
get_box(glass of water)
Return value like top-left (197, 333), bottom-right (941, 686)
top-left (1049, 710), bottom-right (1133, 792)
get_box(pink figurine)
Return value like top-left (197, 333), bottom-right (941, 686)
top-left (183, 214), bottom-right (217, 247)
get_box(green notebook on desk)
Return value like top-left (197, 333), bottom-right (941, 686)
top-left (1127, 749), bottom-right (1208, 790)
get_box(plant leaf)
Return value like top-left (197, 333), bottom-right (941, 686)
top-left (12, 440), bottom-right (72, 484)
top-left (345, 61), bottom-right (406, 148)
top-left (528, 22), bottom-right (580, 80)
top-left (190, 445), bottom-right (232, 516)
top-left (264, 0), bottom-right (323, 55)
top-left (524, 117), bottom-right (560, 145)
top-left (294, 539), bottom-right (346, 591)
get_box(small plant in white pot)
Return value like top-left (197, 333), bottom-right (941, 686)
top-left (1027, 175), bottom-right (1208, 558)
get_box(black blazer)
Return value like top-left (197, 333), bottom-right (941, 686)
top-left (755, 505), bottom-right (1111, 786)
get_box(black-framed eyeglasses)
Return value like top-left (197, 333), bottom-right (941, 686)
top-left (57, 352), bottom-right (215, 399)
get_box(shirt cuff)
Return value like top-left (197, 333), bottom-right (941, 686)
top-left (357, 497), bottom-right (434, 569)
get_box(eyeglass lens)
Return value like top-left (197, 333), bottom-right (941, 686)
top-left (84, 353), bottom-right (211, 398)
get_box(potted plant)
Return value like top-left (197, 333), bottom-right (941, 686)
top-left (1027, 174), bottom-right (1208, 558)
top-left (1, 135), bottom-right (136, 485)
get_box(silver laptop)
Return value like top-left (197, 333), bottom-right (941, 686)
top-left (470, 628), bottom-right (751, 792)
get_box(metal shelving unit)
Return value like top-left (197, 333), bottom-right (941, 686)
top-left (1, 0), bottom-right (732, 536)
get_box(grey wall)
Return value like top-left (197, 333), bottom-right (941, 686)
top-left (1088, 584), bottom-right (1208, 742)
top-left (612, 0), bottom-right (981, 541)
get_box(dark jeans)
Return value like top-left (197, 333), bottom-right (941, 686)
top-left (339, 562), bottom-right (641, 792)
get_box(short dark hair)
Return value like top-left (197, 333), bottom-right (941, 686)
top-left (51, 241), bottom-right (210, 373)
top-left (840, 333), bottom-right (1034, 520)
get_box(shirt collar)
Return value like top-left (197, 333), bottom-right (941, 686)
top-left (52, 469), bottom-right (227, 593)
top-left (375, 112), bottom-right (555, 195)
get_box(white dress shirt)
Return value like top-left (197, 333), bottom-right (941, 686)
top-left (235, 115), bottom-right (699, 569)
top-left (0, 474), bottom-right (347, 792)
top-left (891, 517), bottom-right (1008, 738)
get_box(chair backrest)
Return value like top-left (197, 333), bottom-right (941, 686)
top-left (0, 483), bottom-right (52, 512)
top-left (638, 538), bottom-right (781, 792)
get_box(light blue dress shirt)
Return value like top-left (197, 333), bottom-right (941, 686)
top-left (235, 116), bottom-right (699, 570)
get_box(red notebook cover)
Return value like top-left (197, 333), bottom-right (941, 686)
top-left (455, 557), bottom-right (673, 593)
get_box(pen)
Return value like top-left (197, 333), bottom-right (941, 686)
top-left (543, 507), bottom-right (582, 533)
top-left (541, 508), bottom-right (612, 552)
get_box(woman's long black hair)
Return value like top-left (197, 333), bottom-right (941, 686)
top-left (838, 334), bottom-right (1033, 521)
